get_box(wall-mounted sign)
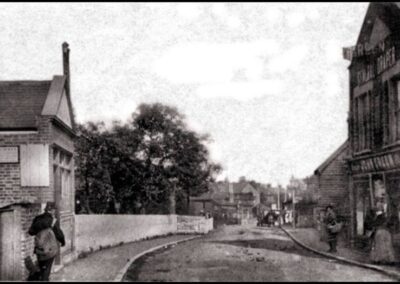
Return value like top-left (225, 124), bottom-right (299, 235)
top-left (0, 147), bottom-right (19, 163)
top-left (352, 151), bottom-right (400, 174)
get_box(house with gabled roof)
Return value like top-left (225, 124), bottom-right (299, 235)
top-left (189, 181), bottom-right (260, 225)
top-left (314, 140), bottom-right (350, 241)
top-left (0, 43), bottom-right (77, 280)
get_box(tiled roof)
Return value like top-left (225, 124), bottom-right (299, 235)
top-left (0, 81), bottom-right (51, 129)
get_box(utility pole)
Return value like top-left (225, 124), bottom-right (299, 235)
top-left (292, 187), bottom-right (296, 229)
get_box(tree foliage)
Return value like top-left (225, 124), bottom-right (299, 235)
top-left (75, 103), bottom-right (222, 214)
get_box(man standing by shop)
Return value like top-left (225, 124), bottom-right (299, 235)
top-left (28, 202), bottom-right (65, 281)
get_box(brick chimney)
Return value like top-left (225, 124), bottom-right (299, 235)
top-left (62, 42), bottom-right (70, 97)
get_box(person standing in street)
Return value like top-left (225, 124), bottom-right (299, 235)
top-left (369, 211), bottom-right (397, 264)
top-left (324, 205), bottom-right (338, 253)
top-left (28, 202), bottom-right (65, 281)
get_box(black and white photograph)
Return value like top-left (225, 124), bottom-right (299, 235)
top-left (1, 2), bottom-right (400, 282)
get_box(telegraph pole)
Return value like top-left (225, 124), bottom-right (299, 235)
top-left (292, 187), bottom-right (296, 229)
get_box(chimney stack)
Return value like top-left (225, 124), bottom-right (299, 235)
top-left (62, 42), bottom-right (70, 96)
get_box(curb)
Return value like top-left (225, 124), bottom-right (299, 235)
top-left (280, 227), bottom-right (400, 281)
top-left (113, 235), bottom-right (202, 282)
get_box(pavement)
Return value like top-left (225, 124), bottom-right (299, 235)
top-left (50, 234), bottom-right (201, 282)
top-left (281, 226), bottom-right (400, 281)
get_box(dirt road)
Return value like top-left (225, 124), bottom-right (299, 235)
top-left (123, 225), bottom-right (395, 282)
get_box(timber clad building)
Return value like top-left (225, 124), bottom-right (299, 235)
top-left (348, 3), bottom-right (400, 244)
top-left (0, 43), bottom-right (76, 280)
top-left (314, 141), bottom-right (349, 217)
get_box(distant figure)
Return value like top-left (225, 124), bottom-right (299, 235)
top-left (28, 202), bottom-right (65, 281)
top-left (324, 205), bottom-right (339, 253)
top-left (370, 213), bottom-right (397, 264)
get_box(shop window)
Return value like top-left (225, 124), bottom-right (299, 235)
top-left (386, 173), bottom-right (400, 233)
top-left (355, 182), bottom-right (371, 236)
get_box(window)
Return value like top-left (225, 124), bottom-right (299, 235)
top-left (358, 95), bottom-right (365, 150)
top-left (52, 146), bottom-right (73, 212)
top-left (355, 181), bottom-right (371, 236)
top-left (396, 80), bottom-right (400, 140)
top-left (383, 81), bottom-right (389, 145)
top-left (368, 91), bottom-right (373, 148)
top-left (373, 89), bottom-right (383, 149)
top-left (353, 99), bottom-right (359, 152)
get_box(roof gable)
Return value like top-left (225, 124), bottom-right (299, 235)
top-left (314, 140), bottom-right (349, 175)
top-left (0, 81), bottom-right (51, 129)
top-left (57, 90), bottom-right (72, 128)
top-left (355, 3), bottom-right (400, 49)
top-left (41, 75), bottom-right (75, 131)
top-left (369, 17), bottom-right (391, 47)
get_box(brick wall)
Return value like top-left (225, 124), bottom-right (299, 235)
top-left (0, 116), bottom-right (76, 280)
top-left (0, 117), bottom-right (54, 208)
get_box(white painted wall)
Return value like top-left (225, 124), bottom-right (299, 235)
top-left (177, 215), bottom-right (213, 234)
top-left (75, 214), bottom-right (178, 254)
top-left (74, 214), bottom-right (213, 256)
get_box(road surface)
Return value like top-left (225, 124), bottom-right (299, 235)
top-left (123, 225), bottom-right (395, 282)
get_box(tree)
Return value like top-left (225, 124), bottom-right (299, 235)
top-left (130, 103), bottom-right (221, 214)
top-left (74, 103), bottom-right (222, 215)
top-left (75, 122), bottom-right (115, 214)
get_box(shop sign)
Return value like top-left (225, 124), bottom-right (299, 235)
top-left (352, 152), bottom-right (400, 174)
top-left (354, 40), bottom-right (397, 86)
top-left (0, 146), bottom-right (19, 163)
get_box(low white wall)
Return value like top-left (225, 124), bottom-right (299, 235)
top-left (75, 214), bottom-right (177, 255)
top-left (177, 215), bottom-right (213, 234)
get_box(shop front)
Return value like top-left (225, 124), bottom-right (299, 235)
top-left (350, 151), bottom-right (400, 246)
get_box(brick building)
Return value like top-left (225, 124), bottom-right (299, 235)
top-left (347, 2), bottom-right (400, 246)
top-left (0, 43), bottom-right (76, 280)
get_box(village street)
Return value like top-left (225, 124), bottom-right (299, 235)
top-left (123, 225), bottom-right (395, 282)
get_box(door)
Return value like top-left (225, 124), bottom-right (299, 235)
top-left (0, 210), bottom-right (16, 280)
top-left (53, 166), bottom-right (62, 265)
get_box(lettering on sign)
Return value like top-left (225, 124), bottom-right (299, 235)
top-left (377, 46), bottom-right (396, 74)
top-left (352, 152), bottom-right (400, 174)
top-left (0, 147), bottom-right (19, 163)
top-left (354, 37), bottom-right (397, 86)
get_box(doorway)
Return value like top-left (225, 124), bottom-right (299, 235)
top-left (0, 209), bottom-right (17, 280)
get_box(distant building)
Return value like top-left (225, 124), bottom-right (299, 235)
top-left (0, 43), bottom-right (76, 280)
top-left (189, 181), bottom-right (260, 225)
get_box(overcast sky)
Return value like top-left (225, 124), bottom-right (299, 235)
top-left (0, 3), bottom-right (369, 186)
